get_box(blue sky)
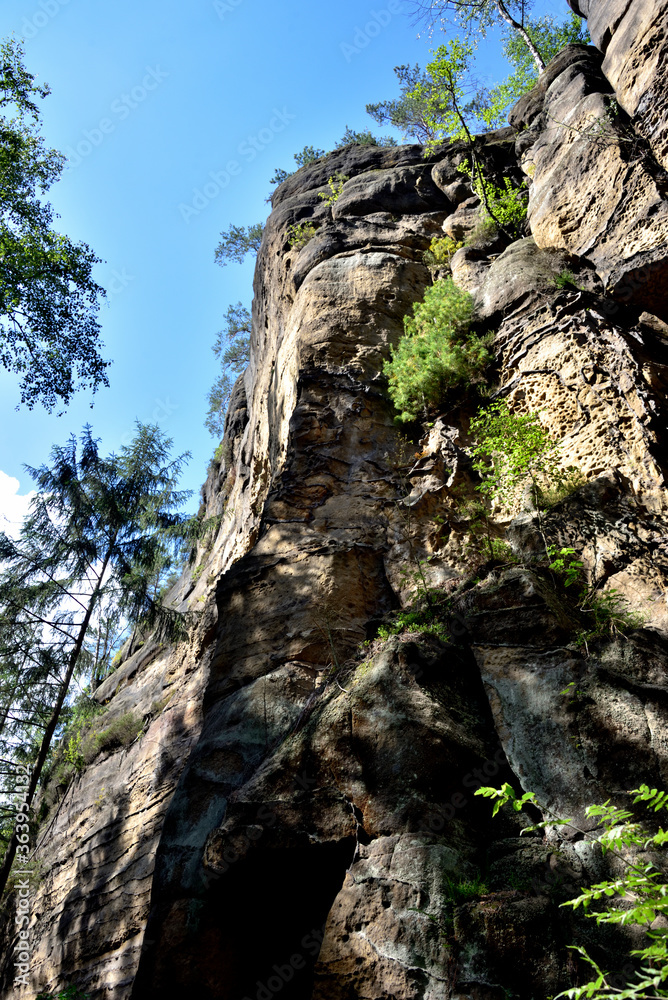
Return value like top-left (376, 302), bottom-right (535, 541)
top-left (0, 0), bottom-right (572, 528)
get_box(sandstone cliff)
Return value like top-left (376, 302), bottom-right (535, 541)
top-left (2, 2), bottom-right (668, 997)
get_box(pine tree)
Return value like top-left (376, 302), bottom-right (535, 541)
top-left (214, 223), bottom-right (264, 266)
top-left (367, 64), bottom-right (447, 142)
top-left (0, 422), bottom-right (194, 896)
top-left (205, 302), bottom-right (251, 437)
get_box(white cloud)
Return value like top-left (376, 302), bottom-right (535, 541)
top-left (0, 471), bottom-right (36, 539)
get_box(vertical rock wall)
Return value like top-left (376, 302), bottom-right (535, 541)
top-left (569, 0), bottom-right (668, 170)
top-left (3, 6), bottom-right (668, 998)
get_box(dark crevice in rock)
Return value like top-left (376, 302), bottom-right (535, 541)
top-left (132, 841), bottom-right (355, 1000)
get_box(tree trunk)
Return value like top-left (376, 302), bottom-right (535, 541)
top-left (443, 71), bottom-right (515, 240)
top-left (495, 0), bottom-right (546, 72)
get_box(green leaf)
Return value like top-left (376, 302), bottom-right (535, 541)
top-left (0, 39), bottom-right (107, 411)
top-left (383, 277), bottom-right (490, 421)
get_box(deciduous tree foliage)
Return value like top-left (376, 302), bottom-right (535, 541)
top-left (0, 423), bottom-right (194, 896)
top-left (408, 37), bottom-right (480, 148)
top-left (0, 38), bottom-right (108, 411)
top-left (476, 783), bottom-right (668, 1000)
top-left (470, 399), bottom-right (559, 510)
top-left (480, 11), bottom-right (589, 127)
top-left (406, 39), bottom-right (529, 237)
top-left (408, 0), bottom-right (547, 72)
top-left (371, 12), bottom-right (587, 144)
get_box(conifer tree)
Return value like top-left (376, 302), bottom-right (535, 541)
top-left (0, 422), bottom-right (194, 896)
top-left (205, 302), bottom-right (251, 438)
top-left (214, 223), bottom-right (264, 266)
top-left (367, 64), bottom-right (447, 142)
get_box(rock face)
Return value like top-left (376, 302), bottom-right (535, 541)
top-left (510, 44), bottom-right (668, 319)
top-left (568, 0), bottom-right (668, 170)
top-left (0, 633), bottom-right (211, 996)
top-left (3, 7), bottom-right (668, 999)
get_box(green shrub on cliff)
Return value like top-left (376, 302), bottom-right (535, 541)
top-left (318, 172), bottom-right (349, 207)
top-left (286, 220), bottom-right (318, 249)
top-left (470, 400), bottom-right (560, 511)
top-left (95, 711), bottom-right (144, 754)
top-left (36, 986), bottom-right (90, 1000)
top-left (335, 126), bottom-right (397, 148)
top-left (50, 706), bottom-right (143, 782)
top-left (269, 132), bottom-right (394, 190)
top-left (61, 698), bottom-right (106, 771)
top-left (384, 278), bottom-right (492, 422)
top-left (423, 235), bottom-right (464, 270)
top-left (470, 400), bottom-right (587, 515)
top-left (462, 163), bottom-right (528, 239)
top-left (577, 587), bottom-right (647, 649)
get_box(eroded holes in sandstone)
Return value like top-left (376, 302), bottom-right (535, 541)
top-left (188, 840), bottom-right (354, 999)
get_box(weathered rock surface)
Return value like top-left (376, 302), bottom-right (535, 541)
top-left (3, 7), bottom-right (668, 998)
top-left (0, 634), bottom-right (211, 996)
top-left (511, 45), bottom-right (668, 319)
top-left (569, 0), bottom-right (668, 171)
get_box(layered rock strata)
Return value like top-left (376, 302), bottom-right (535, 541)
top-left (568, 0), bottom-right (668, 171)
top-left (2, 12), bottom-right (668, 1000)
